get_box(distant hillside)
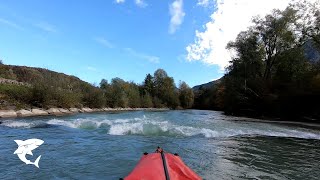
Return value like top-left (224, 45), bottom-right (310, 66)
top-left (0, 65), bottom-right (90, 88)
top-left (0, 64), bottom-right (104, 109)
top-left (192, 79), bottom-right (222, 91)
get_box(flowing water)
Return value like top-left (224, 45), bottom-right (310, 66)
top-left (0, 110), bottom-right (320, 179)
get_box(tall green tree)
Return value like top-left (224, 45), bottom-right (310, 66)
top-left (153, 69), bottom-right (180, 108)
top-left (127, 82), bottom-right (141, 108)
top-left (143, 73), bottom-right (154, 96)
top-left (179, 81), bottom-right (194, 109)
top-left (153, 69), bottom-right (168, 97)
top-left (100, 79), bottom-right (109, 89)
top-left (109, 77), bottom-right (129, 107)
top-left (253, 7), bottom-right (298, 80)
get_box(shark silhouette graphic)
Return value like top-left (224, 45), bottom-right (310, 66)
top-left (14, 139), bottom-right (44, 168)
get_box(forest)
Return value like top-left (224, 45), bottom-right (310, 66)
top-left (194, 1), bottom-right (320, 121)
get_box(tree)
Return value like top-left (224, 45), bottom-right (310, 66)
top-left (179, 81), bottom-right (194, 108)
top-left (82, 84), bottom-right (106, 108)
top-left (141, 93), bottom-right (153, 108)
top-left (143, 73), bottom-right (154, 96)
top-left (127, 82), bottom-right (141, 108)
top-left (153, 69), bottom-right (180, 108)
top-left (100, 79), bottom-right (109, 89)
top-left (292, 1), bottom-right (320, 48)
top-left (153, 69), bottom-right (168, 97)
top-left (253, 7), bottom-right (298, 80)
top-left (226, 30), bottom-right (265, 104)
top-left (0, 59), bottom-right (3, 65)
top-left (227, 30), bottom-right (264, 80)
top-left (109, 77), bottom-right (129, 107)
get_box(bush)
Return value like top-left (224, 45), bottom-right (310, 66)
top-left (0, 84), bottom-right (32, 103)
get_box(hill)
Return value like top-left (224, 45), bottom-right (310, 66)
top-left (192, 79), bottom-right (221, 91)
top-left (0, 64), bottom-right (104, 109)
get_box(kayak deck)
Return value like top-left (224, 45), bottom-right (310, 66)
top-left (125, 148), bottom-right (201, 180)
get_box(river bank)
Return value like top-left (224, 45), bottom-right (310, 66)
top-left (0, 107), bottom-right (170, 119)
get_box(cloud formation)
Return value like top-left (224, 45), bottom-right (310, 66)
top-left (94, 37), bottom-right (114, 48)
top-left (0, 18), bottom-right (23, 30)
top-left (135, 0), bottom-right (147, 8)
top-left (87, 66), bottom-right (97, 71)
top-left (34, 22), bottom-right (57, 33)
top-left (197, 0), bottom-right (210, 7)
top-left (115, 0), bottom-right (147, 7)
top-left (125, 48), bottom-right (160, 63)
top-left (186, 0), bottom-right (298, 70)
top-left (115, 0), bottom-right (125, 4)
top-left (169, 0), bottom-right (185, 34)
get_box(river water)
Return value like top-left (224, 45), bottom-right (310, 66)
top-left (0, 110), bottom-right (319, 179)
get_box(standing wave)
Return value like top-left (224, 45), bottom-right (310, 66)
top-left (1, 117), bottom-right (320, 139)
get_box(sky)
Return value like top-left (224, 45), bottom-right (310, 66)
top-left (0, 0), bottom-right (309, 87)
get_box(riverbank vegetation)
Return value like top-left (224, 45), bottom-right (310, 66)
top-left (194, 1), bottom-right (320, 121)
top-left (0, 64), bottom-right (194, 110)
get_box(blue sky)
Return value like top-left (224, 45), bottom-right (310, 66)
top-left (0, 0), bottom-right (297, 87)
top-left (0, 0), bottom-right (223, 87)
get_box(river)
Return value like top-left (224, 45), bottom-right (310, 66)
top-left (0, 110), bottom-right (319, 179)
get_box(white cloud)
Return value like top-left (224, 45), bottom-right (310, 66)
top-left (135, 0), bottom-right (147, 8)
top-left (115, 0), bottom-right (125, 3)
top-left (115, 0), bottom-right (148, 8)
top-left (169, 0), bottom-right (185, 34)
top-left (35, 22), bottom-right (57, 33)
top-left (197, 0), bottom-right (210, 7)
top-left (186, 0), bottom-right (303, 70)
top-left (87, 66), bottom-right (97, 71)
top-left (0, 18), bottom-right (23, 30)
top-left (125, 48), bottom-right (160, 63)
top-left (94, 37), bottom-right (114, 48)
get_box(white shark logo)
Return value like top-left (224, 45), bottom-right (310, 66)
top-left (13, 139), bottom-right (44, 168)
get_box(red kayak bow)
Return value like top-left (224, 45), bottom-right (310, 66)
top-left (124, 147), bottom-right (202, 180)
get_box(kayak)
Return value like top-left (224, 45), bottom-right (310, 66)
top-left (124, 147), bottom-right (202, 180)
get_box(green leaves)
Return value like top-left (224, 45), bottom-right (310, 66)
top-left (195, 1), bottom-right (320, 120)
top-left (179, 81), bottom-right (194, 109)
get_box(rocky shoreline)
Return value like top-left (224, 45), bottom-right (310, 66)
top-left (0, 107), bottom-right (170, 119)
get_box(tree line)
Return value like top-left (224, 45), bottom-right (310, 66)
top-left (0, 64), bottom-right (194, 110)
top-left (194, 1), bottom-right (320, 121)
top-left (99, 69), bottom-right (194, 109)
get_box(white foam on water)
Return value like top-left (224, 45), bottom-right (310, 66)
top-left (47, 119), bottom-right (113, 129)
top-left (47, 119), bottom-right (77, 128)
top-left (1, 121), bottom-right (31, 128)
top-left (109, 122), bottom-right (144, 135)
top-left (114, 119), bottom-right (131, 123)
top-left (1, 115), bottom-right (320, 140)
top-left (106, 120), bottom-right (320, 140)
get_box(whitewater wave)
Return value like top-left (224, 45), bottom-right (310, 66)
top-left (47, 119), bottom-right (112, 129)
top-left (1, 117), bottom-right (320, 140)
top-left (0, 121), bottom-right (51, 128)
